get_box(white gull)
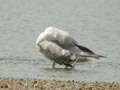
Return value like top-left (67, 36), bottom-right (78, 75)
top-left (36, 27), bottom-right (105, 68)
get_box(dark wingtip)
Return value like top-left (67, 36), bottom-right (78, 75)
top-left (72, 42), bottom-right (95, 54)
top-left (98, 55), bottom-right (106, 58)
top-left (93, 54), bottom-right (106, 59)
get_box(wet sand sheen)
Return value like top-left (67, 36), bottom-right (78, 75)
top-left (0, 77), bottom-right (120, 90)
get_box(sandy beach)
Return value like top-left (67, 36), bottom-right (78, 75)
top-left (0, 77), bottom-right (120, 90)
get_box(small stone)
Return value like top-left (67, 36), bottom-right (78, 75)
top-left (4, 84), bottom-right (8, 88)
top-left (1, 85), bottom-right (3, 88)
top-left (0, 84), bottom-right (8, 88)
top-left (34, 80), bottom-right (37, 84)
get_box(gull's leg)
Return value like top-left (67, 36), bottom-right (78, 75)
top-left (72, 56), bottom-right (79, 67)
top-left (52, 62), bottom-right (56, 68)
top-left (73, 60), bottom-right (77, 67)
top-left (65, 65), bottom-right (68, 69)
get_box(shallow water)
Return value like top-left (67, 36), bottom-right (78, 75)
top-left (0, 0), bottom-right (120, 82)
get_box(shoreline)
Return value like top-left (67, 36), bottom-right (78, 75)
top-left (0, 77), bottom-right (120, 90)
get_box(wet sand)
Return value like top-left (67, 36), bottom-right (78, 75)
top-left (0, 77), bottom-right (120, 90)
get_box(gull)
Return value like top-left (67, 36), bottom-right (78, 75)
top-left (36, 27), bottom-right (105, 68)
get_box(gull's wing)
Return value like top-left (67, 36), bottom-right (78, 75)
top-left (36, 27), bottom-right (77, 49)
top-left (72, 42), bottom-right (95, 54)
top-left (72, 42), bottom-right (105, 58)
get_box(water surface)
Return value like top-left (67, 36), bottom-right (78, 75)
top-left (0, 0), bottom-right (120, 82)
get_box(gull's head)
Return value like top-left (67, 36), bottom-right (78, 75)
top-left (36, 32), bottom-right (46, 48)
top-left (35, 27), bottom-right (54, 48)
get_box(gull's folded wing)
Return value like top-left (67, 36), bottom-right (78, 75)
top-left (72, 42), bottom-right (105, 58)
top-left (72, 42), bottom-right (95, 54)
